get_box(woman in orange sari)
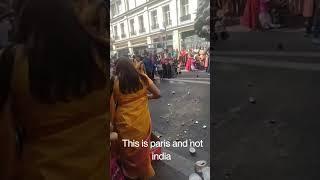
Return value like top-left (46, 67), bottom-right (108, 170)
top-left (112, 58), bottom-right (160, 179)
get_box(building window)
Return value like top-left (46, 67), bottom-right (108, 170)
top-left (151, 10), bottom-right (159, 30)
top-left (181, 0), bottom-right (189, 16)
top-left (130, 19), bottom-right (136, 36)
top-left (113, 25), bottom-right (119, 40)
top-left (162, 5), bottom-right (171, 26)
top-left (117, 0), bottom-right (122, 14)
top-left (111, 4), bottom-right (117, 17)
top-left (180, 0), bottom-right (191, 21)
top-left (111, 1), bottom-right (122, 17)
top-left (136, 0), bottom-right (146, 7)
top-left (138, 15), bottom-right (145, 33)
top-left (120, 23), bottom-right (126, 38)
top-left (153, 38), bottom-right (161, 48)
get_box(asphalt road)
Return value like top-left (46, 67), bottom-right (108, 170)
top-left (213, 58), bottom-right (320, 180)
top-left (214, 31), bottom-right (320, 52)
top-left (149, 71), bottom-right (210, 179)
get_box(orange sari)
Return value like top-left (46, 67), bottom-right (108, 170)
top-left (112, 74), bottom-right (155, 179)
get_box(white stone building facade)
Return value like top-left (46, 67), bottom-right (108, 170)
top-left (110, 0), bottom-right (204, 57)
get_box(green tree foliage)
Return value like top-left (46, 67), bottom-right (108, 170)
top-left (194, 0), bottom-right (210, 41)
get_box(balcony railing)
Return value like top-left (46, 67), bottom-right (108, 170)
top-left (114, 35), bottom-right (119, 40)
top-left (130, 31), bottom-right (137, 36)
top-left (180, 14), bottom-right (191, 22)
top-left (151, 24), bottom-right (159, 30)
top-left (121, 34), bottom-right (126, 38)
top-left (139, 28), bottom-right (146, 33)
top-left (164, 20), bottom-right (172, 26)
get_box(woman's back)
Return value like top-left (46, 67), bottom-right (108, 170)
top-left (112, 74), bottom-right (152, 138)
top-left (111, 58), bottom-right (160, 179)
top-left (2, 0), bottom-right (109, 179)
top-left (11, 45), bottom-right (108, 180)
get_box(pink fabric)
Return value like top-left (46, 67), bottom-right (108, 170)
top-left (149, 134), bottom-right (162, 161)
top-left (259, 0), bottom-right (270, 13)
top-left (303, 0), bottom-right (314, 17)
top-left (204, 57), bottom-right (209, 68)
top-left (185, 57), bottom-right (193, 71)
top-left (164, 57), bottom-right (172, 65)
top-left (110, 157), bottom-right (125, 180)
top-left (150, 146), bottom-right (162, 160)
top-left (180, 50), bottom-right (187, 57)
top-left (160, 57), bottom-right (167, 64)
top-left (240, 0), bottom-right (259, 29)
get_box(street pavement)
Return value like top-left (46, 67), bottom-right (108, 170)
top-left (214, 31), bottom-right (320, 52)
top-left (213, 56), bottom-right (320, 180)
top-left (148, 71), bottom-right (210, 179)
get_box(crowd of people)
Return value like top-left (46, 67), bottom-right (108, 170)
top-left (129, 50), bottom-right (178, 80)
top-left (226, 0), bottom-right (320, 43)
top-left (121, 47), bottom-right (211, 81)
top-left (240, 0), bottom-right (282, 30)
top-left (180, 48), bottom-right (210, 73)
top-left (213, 0), bottom-right (320, 44)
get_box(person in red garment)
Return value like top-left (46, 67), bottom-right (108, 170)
top-left (303, 0), bottom-right (315, 36)
top-left (179, 48), bottom-right (187, 68)
top-left (241, 0), bottom-right (260, 30)
top-left (185, 51), bottom-right (193, 72)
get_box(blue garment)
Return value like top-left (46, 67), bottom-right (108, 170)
top-left (314, 17), bottom-right (320, 37)
top-left (143, 57), bottom-right (154, 73)
top-left (0, 20), bottom-right (11, 48)
top-left (313, 3), bottom-right (320, 37)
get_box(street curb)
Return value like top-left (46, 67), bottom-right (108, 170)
top-left (213, 31), bottom-right (320, 52)
top-left (214, 51), bottom-right (320, 58)
top-left (162, 78), bottom-right (210, 85)
top-left (176, 78), bottom-right (210, 80)
top-left (215, 56), bottom-right (320, 71)
top-left (214, 51), bottom-right (320, 64)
